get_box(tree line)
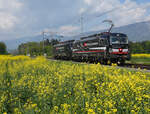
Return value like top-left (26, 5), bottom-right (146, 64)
top-left (17, 39), bottom-right (59, 56)
top-left (130, 41), bottom-right (150, 54)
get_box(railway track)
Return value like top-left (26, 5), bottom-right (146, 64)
top-left (122, 63), bottom-right (150, 70)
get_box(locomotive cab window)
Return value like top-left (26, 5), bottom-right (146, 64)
top-left (110, 37), bottom-right (120, 44)
top-left (110, 36), bottom-right (128, 45)
top-left (120, 37), bottom-right (128, 44)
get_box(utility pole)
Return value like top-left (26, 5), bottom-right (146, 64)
top-left (42, 31), bottom-right (60, 56)
top-left (26, 42), bottom-right (30, 56)
top-left (42, 31), bottom-right (45, 55)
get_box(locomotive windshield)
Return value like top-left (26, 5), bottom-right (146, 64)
top-left (110, 36), bottom-right (128, 45)
top-left (120, 37), bottom-right (128, 44)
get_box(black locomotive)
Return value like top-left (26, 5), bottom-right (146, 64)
top-left (53, 32), bottom-right (131, 65)
top-left (53, 40), bottom-right (75, 60)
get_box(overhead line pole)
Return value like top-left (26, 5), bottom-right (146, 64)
top-left (42, 31), bottom-right (45, 55)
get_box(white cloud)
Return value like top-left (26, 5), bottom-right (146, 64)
top-left (0, 12), bottom-right (18, 30)
top-left (84, 0), bottom-right (92, 5)
top-left (109, 0), bottom-right (147, 26)
top-left (79, 8), bottom-right (86, 14)
top-left (82, 0), bottom-right (150, 30)
top-left (145, 14), bottom-right (150, 21)
top-left (90, 25), bottom-right (107, 31)
top-left (59, 25), bottom-right (80, 36)
top-left (0, 0), bottom-right (22, 11)
top-left (42, 25), bottom-right (80, 37)
top-left (0, 0), bottom-right (23, 30)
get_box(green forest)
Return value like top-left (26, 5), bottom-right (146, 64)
top-left (17, 39), bottom-right (59, 56)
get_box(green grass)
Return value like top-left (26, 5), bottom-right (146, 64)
top-left (127, 57), bottom-right (150, 65)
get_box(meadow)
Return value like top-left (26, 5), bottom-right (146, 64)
top-left (0, 55), bottom-right (149, 114)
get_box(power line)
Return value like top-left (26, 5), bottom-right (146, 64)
top-left (42, 7), bottom-right (120, 38)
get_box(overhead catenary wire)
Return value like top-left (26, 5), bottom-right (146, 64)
top-left (41, 6), bottom-right (121, 39)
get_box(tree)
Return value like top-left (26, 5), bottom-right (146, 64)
top-left (17, 39), bottom-right (59, 56)
top-left (0, 42), bottom-right (7, 54)
top-left (50, 39), bottom-right (59, 45)
top-left (130, 41), bottom-right (150, 54)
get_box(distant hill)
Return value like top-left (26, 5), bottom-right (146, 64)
top-left (80, 21), bottom-right (150, 42)
top-left (4, 21), bottom-right (150, 49)
top-left (5, 35), bottom-right (43, 50)
top-left (112, 21), bottom-right (150, 41)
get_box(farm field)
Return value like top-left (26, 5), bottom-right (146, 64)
top-left (0, 55), bottom-right (150, 113)
top-left (127, 54), bottom-right (150, 65)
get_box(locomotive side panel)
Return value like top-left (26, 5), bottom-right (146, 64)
top-left (53, 40), bottom-right (74, 60)
top-left (72, 35), bottom-right (109, 62)
top-left (53, 44), bottom-right (66, 59)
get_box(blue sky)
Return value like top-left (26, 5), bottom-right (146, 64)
top-left (0, 0), bottom-right (150, 40)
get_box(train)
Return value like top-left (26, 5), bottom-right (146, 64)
top-left (53, 31), bottom-right (131, 65)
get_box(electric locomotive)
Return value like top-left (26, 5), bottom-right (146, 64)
top-left (72, 32), bottom-right (131, 64)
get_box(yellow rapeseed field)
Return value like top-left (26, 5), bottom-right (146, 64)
top-left (132, 54), bottom-right (150, 58)
top-left (0, 55), bottom-right (150, 114)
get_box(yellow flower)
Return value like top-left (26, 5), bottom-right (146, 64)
top-left (131, 110), bottom-right (135, 113)
top-left (86, 102), bottom-right (89, 108)
top-left (120, 98), bottom-right (125, 103)
top-left (31, 104), bottom-right (37, 108)
top-left (88, 109), bottom-right (95, 114)
top-left (112, 109), bottom-right (117, 113)
top-left (54, 106), bottom-right (58, 112)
